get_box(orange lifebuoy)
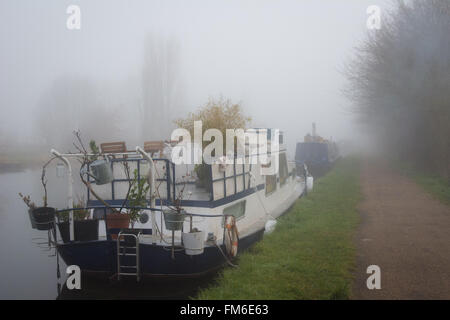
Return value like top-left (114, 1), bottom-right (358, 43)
top-left (224, 216), bottom-right (239, 257)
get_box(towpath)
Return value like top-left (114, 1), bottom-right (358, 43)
top-left (352, 159), bottom-right (450, 299)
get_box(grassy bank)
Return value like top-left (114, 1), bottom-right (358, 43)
top-left (395, 163), bottom-right (450, 206)
top-left (196, 157), bottom-right (361, 300)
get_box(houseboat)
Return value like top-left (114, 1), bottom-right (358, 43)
top-left (295, 123), bottom-right (339, 178)
top-left (28, 129), bottom-right (312, 280)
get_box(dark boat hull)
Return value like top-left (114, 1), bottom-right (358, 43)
top-left (295, 141), bottom-right (339, 178)
top-left (57, 229), bottom-right (264, 278)
top-left (299, 162), bottom-right (333, 178)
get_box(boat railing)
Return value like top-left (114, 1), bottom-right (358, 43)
top-left (86, 156), bottom-right (176, 204)
top-left (50, 147), bottom-right (167, 242)
top-left (49, 146), bottom-right (258, 243)
top-left (53, 204), bottom-right (231, 247)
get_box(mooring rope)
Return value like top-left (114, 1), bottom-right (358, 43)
top-left (214, 241), bottom-right (238, 268)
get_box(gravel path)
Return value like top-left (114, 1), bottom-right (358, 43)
top-left (352, 159), bottom-right (450, 299)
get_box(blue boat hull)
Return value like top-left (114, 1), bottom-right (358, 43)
top-left (57, 229), bottom-right (264, 277)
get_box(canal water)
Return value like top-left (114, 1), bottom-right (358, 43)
top-left (0, 165), bottom-right (216, 299)
top-left (0, 167), bottom-right (62, 299)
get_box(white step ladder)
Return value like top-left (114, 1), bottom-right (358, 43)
top-left (117, 230), bottom-right (141, 282)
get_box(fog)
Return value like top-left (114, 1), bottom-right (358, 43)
top-left (0, 0), bottom-right (389, 157)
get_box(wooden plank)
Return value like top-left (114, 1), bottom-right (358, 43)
top-left (144, 141), bottom-right (165, 154)
top-left (100, 141), bottom-right (127, 153)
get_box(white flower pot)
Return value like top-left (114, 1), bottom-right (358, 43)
top-left (182, 231), bottom-right (205, 255)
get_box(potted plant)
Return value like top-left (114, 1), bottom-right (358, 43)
top-left (72, 134), bottom-right (129, 240)
top-left (162, 178), bottom-right (188, 231)
top-left (105, 168), bottom-right (150, 239)
top-left (19, 195), bottom-right (55, 231)
top-left (31, 207), bottom-right (56, 231)
top-left (19, 156), bottom-right (57, 231)
top-left (163, 208), bottom-right (186, 231)
top-left (127, 169), bottom-right (150, 228)
top-left (57, 198), bottom-right (99, 243)
top-left (182, 227), bottom-right (205, 255)
top-left (105, 213), bottom-right (131, 236)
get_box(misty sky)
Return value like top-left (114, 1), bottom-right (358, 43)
top-left (0, 0), bottom-right (391, 152)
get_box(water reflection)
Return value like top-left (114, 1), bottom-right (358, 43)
top-left (57, 273), bottom-right (218, 300)
top-left (0, 168), bottom-right (63, 299)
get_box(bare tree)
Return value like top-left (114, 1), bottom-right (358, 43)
top-left (141, 34), bottom-right (183, 140)
top-left (34, 75), bottom-right (121, 150)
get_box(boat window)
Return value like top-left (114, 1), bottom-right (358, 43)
top-left (279, 152), bottom-right (289, 186)
top-left (265, 174), bottom-right (277, 196)
top-left (223, 200), bottom-right (246, 223)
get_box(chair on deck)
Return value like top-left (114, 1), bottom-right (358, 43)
top-left (100, 141), bottom-right (127, 158)
top-left (144, 141), bottom-right (165, 157)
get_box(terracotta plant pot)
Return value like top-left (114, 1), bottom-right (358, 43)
top-left (106, 213), bottom-right (130, 240)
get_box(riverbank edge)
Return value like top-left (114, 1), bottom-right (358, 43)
top-left (196, 157), bottom-right (361, 299)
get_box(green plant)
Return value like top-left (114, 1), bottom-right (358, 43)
top-left (174, 97), bottom-right (251, 153)
top-left (89, 140), bottom-right (100, 161)
top-left (128, 169), bottom-right (150, 225)
top-left (175, 97), bottom-right (250, 190)
top-left (58, 202), bottom-right (89, 222)
top-left (194, 163), bottom-right (211, 191)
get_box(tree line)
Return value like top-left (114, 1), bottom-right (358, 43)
top-left (346, 0), bottom-right (450, 181)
